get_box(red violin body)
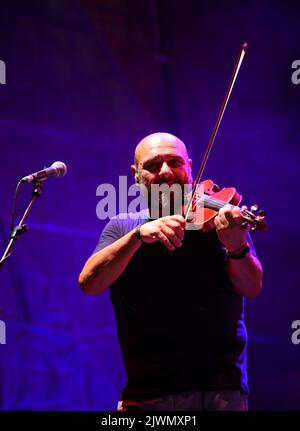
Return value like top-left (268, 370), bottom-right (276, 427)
top-left (184, 179), bottom-right (267, 232)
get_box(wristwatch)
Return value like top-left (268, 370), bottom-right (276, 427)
top-left (135, 224), bottom-right (143, 242)
top-left (226, 243), bottom-right (250, 259)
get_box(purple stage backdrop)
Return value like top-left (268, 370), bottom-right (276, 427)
top-left (0, 0), bottom-right (299, 410)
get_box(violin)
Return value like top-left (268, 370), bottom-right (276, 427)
top-left (184, 179), bottom-right (267, 232)
top-left (184, 43), bottom-right (267, 233)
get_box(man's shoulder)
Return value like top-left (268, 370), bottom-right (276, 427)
top-left (94, 210), bottom-right (148, 254)
top-left (113, 209), bottom-right (148, 222)
top-left (104, 209), bottom-right (148, 235)
top-left (112, 209), bottom-right (148, 224)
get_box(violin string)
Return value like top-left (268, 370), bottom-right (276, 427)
top-left (197, 195), bottom-right (229, 210)
top-left (190, 192), bottom-right (254, 222)
top-left (188, 192), bottom-right (232, 211)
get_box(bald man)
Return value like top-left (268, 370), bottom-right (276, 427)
top-left (79, 132), bottom-right (263, 411)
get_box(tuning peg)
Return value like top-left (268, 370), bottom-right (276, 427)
top-left (250, 204), bottom-right (259, 213)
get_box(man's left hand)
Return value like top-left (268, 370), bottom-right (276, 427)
top-left (214, 204), bottom-right (249, 251)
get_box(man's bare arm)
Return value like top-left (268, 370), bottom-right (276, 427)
top-left (226, 252), bottom-right (263, 298)
top-left (214, 204), bottom-right (263, 298)
top-left (79, 229), bottom-right (142, 295)
top-left (79, 215), bottom-right (185, 295)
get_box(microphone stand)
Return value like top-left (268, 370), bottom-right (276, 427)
top-left (0, 180), bottom-right (43, 270)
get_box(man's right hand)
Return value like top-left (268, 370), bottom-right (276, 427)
top-left (139, 215), bottom-right (186, 252)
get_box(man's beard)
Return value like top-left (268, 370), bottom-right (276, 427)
top-left (148, 182), bottom-right (185, 218)
top-left (137, 174), bottom-right (192, 219)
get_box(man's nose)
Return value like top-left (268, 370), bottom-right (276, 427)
top-left (159, 162), bottom-right (173, 177)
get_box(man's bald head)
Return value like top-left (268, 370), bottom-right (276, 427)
top-left (131, 132), bottom-right (193, 188)
top-left (134, 132), bottom-right (189, 167)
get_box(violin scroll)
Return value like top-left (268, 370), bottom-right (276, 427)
top-left (240, 205), bottom-right (267, 232)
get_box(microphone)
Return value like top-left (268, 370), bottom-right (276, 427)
top-left (21, 161), bottom-right (67, 183)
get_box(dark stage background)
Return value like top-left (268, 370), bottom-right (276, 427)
top-left (0, 0), bottom-right (299, 410)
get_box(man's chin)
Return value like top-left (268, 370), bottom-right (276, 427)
top-left (149, 193), bottom-right (182, 218)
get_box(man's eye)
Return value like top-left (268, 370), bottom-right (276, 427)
top-left (169, 160), bottom-right (182, 167)
top-left (145, 163), bottom-right (160, 171)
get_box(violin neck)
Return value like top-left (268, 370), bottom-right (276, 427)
top-left (198, 194), bottom-right (232, 212)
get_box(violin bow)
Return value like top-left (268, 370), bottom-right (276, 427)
top-left (184, 42), bottom-right (248, 221)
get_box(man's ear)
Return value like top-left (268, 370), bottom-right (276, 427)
top-left (130, 164), bottom-right (139, 183)
top-left (189, 158), bottom-right (192, 169)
